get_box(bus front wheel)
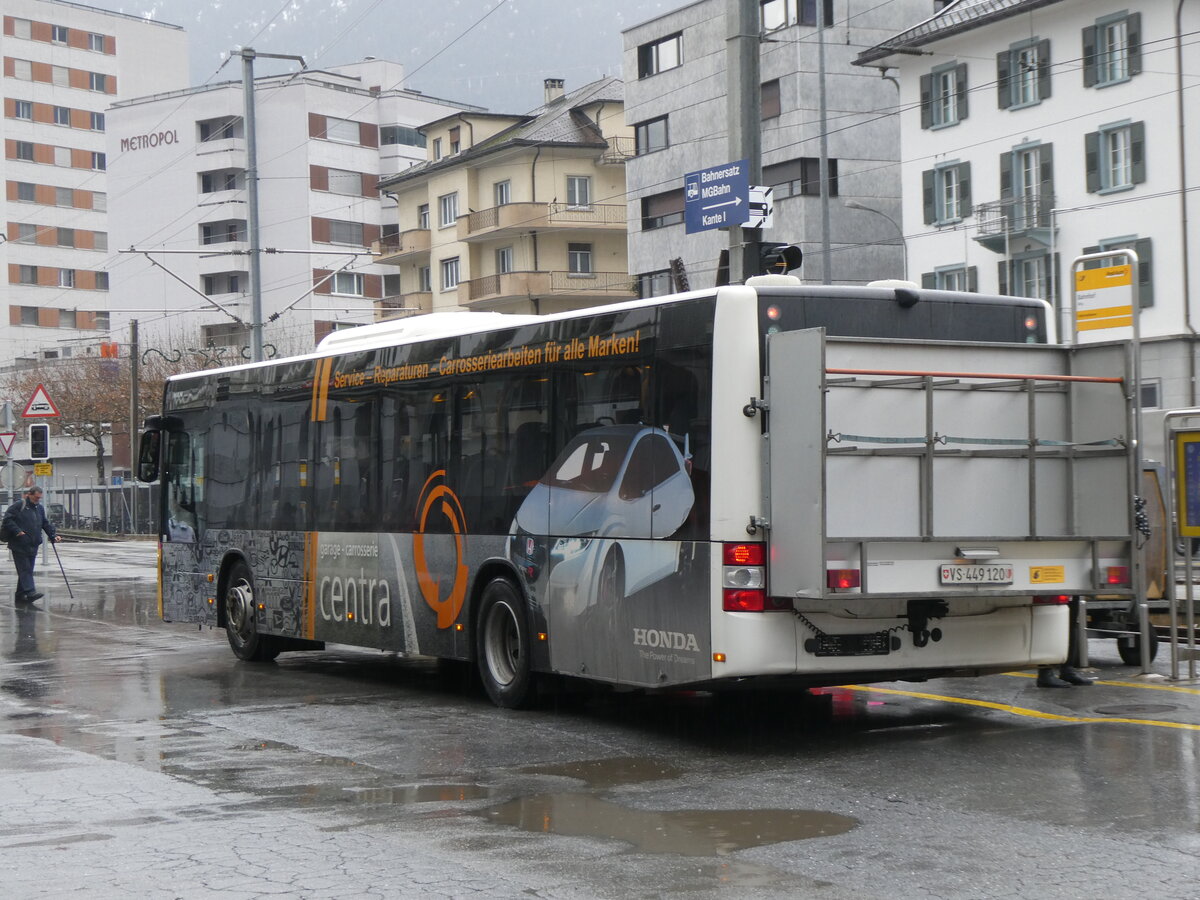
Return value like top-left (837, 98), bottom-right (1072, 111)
top-left (476, 577), bottom-right (536, 709)
top-left (224, 561), bottom-right (280, 663)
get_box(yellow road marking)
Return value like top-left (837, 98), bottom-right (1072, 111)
top-left (1005, 670), bottom-right (1200, 696)
top-left (840, 684), bottom-right (1200, 731)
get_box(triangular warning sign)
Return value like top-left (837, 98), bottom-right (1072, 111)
top-left (23, 384), bottom-right (60, 418)
top-left (0, 433), bottom-right (14, 455)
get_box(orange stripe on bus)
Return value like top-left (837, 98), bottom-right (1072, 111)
top-left (303, 531), bottom-right (318, 639)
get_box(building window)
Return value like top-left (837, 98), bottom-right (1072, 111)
top-left (1001, 142), bottom-right (1054, 231)
top-left (329, 220), bottom-right (365, 245)
top-left (921, 63), bottom-right (967, 129)
top-left (16, 182), bottom-right (36, 202)
top-left (638, 32), bottom-right (682, 78)
top-left (494, 180), bottom-right (511, 206)
top-left (922, 265), bottom-right (977, 292)
top-left (198, 116), bottom-right (241, 142)
top-left (92, 152), bottom-right (106, 171)
top-left (12, 19), bottom-right (32, 39)
top-left (332, 272), bottom-right (364, 296)
top-left (380, 125), bottom-right (425, 147)
top-left (641, 189), bottom-right (685, 230)
top-left (418, 266), bottom-right (432, 292)
top-left (88, 32), bottom-right (105, 52)
top-left (761, 79), bottom-right (781, 119)
top-left (418, 204), bottom-right (430, 229)
top-left (1000, 252), bottom-right (1049, 301)
top-left (432, 138), bottom-right (442, 160)
top-left (638, 270), bottom-right (673, 299)
top-left (323, 117), bottom-right (360, 144)
top-left (203, 272), bottom-right (243, 295)
top-left (52, 66), bottom-right (69, 87)
top-left (383, 274), bottom-right (401, 297)
top-left (566, 176), bottom-right (591, 209)
top-left (90, 112), bottom-right (105, 131)
top-left (922, 162), bottom-right (971, 225)
top-left (567, 243), bottom-right (593, 275)
top-left (18, 266), bottom-right (38, 285)
top-left (998, 39), bottom-right (1050, 109)
top-left (798, 0), bottom-right (833, 27)
top-left (496, 246), bottom-right (514, 275)
top-left (52, 25), bottom-right (69, 44)
top-left (438, 193), bottom-right (458, 227)
top-left (201, 170), bottom-right (239, 193)
top-left (1086, 121), bottom-right (1144, 193)
top-left (57, 186), bottom-right (75, 206)
top-left (440, 257), bottom-right (460, 291)
top-left (14, 100), bottom-right (33, 120)
top-left (761, 0), bottom-right (792, 32)
top-left (635, 116), bottom-right (668, 155)
top-left (55, 106), bottom-right (72, 126)
top-left (59, 311), bottom-right (76, 329)
top-left (327, 168), bottom-right (363, 196)
top-left (59, 269), bottom-right (75, 288)
top-left (55, 146), bottom-right (72, 167)
top-left (15, 223), bottom-right (37, 243)
top-left (57, 228), bottom-right (75, 248)
top-left (201, 220), bottom-right (246, 245)
top-left (89, 72), bottom-right (108, 92)
top-left (765, 158), bottom-right (839, 198)
top-left (21, 307), bottom-right (38, 325)
top-left (1085, 13), bottom-right (1141, 88)
top-left (92, 192), bottom-right (106, 212)
top-left (1083, 236), bottom-right (1154, 308)
top-left (14, 141), bottom-right (34, 161)
top-left (95, 272), bottom-right (109, 290)
top-left (12, 59), bottom-right (32, 81)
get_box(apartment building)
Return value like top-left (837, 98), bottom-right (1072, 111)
top-left (2, 0), bottom-right (188, 364)
top-left (107, 60), bottom-right (479, 353)
top-left (374, 77), bottom-right (635, 317)
top-left (857, 0), bottom-right (1200, 414)
top-left (621, 0), bottom-right (931, 293)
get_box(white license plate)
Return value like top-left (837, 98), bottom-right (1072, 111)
top-left (939, 564), bottom-right (1014, 585)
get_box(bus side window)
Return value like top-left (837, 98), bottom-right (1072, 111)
top-left (166, 431), bottom-right (200, 542)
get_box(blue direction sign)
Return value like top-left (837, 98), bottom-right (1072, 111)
top-left (684, 159), bottom-right (750, 234)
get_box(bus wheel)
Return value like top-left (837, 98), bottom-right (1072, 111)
top-left (476, 577), bottom-right (536, 709)
top-left (224, 561), bottom-right (280, 663)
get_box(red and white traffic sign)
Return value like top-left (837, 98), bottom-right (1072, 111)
top-left (0, 432), bottom-right (14, 455)
top-left (23, 384), bottom-right (60, 418)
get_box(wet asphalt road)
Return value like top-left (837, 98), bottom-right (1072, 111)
top-left (2, 541), bottom-right (1200, 898)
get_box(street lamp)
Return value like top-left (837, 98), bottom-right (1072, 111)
top-left (845, 200), bottom-right (907, 281)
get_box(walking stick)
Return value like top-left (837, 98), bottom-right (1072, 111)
top-left (49, 540), bottom-right (74, 599)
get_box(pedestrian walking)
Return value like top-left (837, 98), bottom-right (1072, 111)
top-left (2, 486), bottom-right (61, 606)
top-left (1037, 596), bottom-right (1094, 687)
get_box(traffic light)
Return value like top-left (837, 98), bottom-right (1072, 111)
top-left (759, 243), bottom-right (804, 276)
top-left (29, 424), bottom-right (49, 461)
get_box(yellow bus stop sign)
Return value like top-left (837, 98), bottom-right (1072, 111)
top-left (1175, 431), bottom-right (1200, 538)
top-left (1075, 264), bottom-right (1133, 335)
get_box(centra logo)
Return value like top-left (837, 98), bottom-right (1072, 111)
top-left (633, 628), bottom-right (699, 651)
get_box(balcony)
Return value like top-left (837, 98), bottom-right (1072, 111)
top-left (373, 228), bottom-right (431, 264)
top-left (459, 202), bottom-right (627, 242)
top-left (973, 193), bottom-right (1056, 254)
top-left (377, 292), bottom-right (431, 319)
top-left (598, 136), bottom-right (636, 165)
top-left (464, 270), bottom-right (636, 305)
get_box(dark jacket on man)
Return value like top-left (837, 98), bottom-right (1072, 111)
top-left (3, 496), bottom-right (57, 555)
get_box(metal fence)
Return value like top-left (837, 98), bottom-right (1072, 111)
top-left (0, 482), bottom-right (158, 535)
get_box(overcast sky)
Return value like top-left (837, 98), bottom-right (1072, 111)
top-left (81, 0), bottom-right (676, 112)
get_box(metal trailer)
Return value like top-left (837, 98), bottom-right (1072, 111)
top-left (761, 330), bottom-right (1137, 672)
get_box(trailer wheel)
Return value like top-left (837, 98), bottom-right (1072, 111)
top-left (1117, 628), bottom-right (1159, 666)
top-left (225, 561), bottom-right (280, 663)
top-left (476, 577), bottom-right (536, 708)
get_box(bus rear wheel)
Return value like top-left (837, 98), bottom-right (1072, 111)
top-left (225, 561), bottom-right (280, 663)
top-left (476, 577), bottom-right (536, 709)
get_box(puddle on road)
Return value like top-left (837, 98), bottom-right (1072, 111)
top-left (518, 756), bottom-right (682, 788)
top-left (481, 794), bottom-right (857, 856)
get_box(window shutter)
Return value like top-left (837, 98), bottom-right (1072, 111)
top-left (999, 151), bottom-right (1013, 201)
top-left (1135, 238), bottom-right (1153, 308)
top-left (1036, 39), bottom-right (1052, 99)
top-left (957, 162), bottom-right (972, 215)
top-left (1051, 253), bottom-right (1061, 304)
top-left (997, 260), bottom-right (1009, 295)
top-left (1084, 131), bottom-right (1100, 193)
top-left (1081, 25), bottom-right (1097, 87)
top-left (1128, 13), bottom-right (1143, 75)
top-left (1038, 143), bottom-right (1054, 219)
top-left (996, 51), bottom-right (1012, 109)
top-left (967, 266), bottom-right (978, 292)
top-left (955, 63), bottom-right (969, 120)
top-left (1131, 121), bottom-right (1146, 184)
top-left (921, 272), bottom-right (936, 289)
top-left (310, 165), bottom-right (329, 192)
top-left (919, 73), bottom-right (933, 129)
top-left (922, 169), bottom-right (935, 225)
top-left (308, 113), bottom-right (325, 139)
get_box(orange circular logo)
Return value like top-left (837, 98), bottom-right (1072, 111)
top-left (413, 470), bottom-right (469, 629)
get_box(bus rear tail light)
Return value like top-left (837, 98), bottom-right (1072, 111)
top-left (826, 569), bottom-right (861, 590)
top-left (1034, 595), bottom-right (1072, 605)
top-left (723, 589), bottom-right (765, 612)
top-left (1105, 566), bottom-right (1130, 586)
top-left (723, 543), bottom-right (777, 612)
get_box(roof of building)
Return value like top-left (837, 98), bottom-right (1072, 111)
top-left (855, 0), bottom-right (1066, 66)
top-left (40, 0), bottom-right (185, 30)
top-left (378, 75), bottom-right (623, 191)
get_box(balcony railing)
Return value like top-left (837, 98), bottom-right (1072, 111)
top-left (377, 292), bottom-right (431, 318)
top-left (599, 136), bottom-right (636, 164)
top-left (460, 203), bottom-right (627, 240)
top-left (465, 270), bottom-right (635, 303)
top-left (974, 193), bottom-right (1056, 253)
top-left (373, 228), bottom-right (431, 262)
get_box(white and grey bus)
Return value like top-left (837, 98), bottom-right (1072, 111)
top-left (138, 278), bottom-right (1136, 707)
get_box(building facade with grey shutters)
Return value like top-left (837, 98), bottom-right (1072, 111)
top-left (621, 0), bottom-right (931, 294)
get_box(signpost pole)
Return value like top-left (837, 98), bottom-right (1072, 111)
top-left (726, 0), bottom-right (762, 283)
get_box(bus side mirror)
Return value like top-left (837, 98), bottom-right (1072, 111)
top-left (137, 430), bottom-right (162, 483)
